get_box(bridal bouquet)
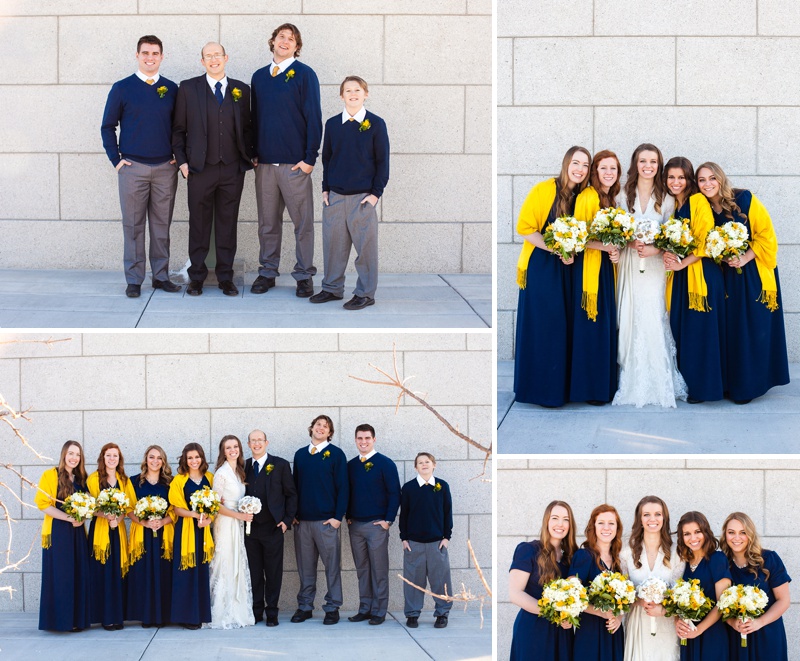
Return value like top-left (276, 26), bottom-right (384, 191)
top-left (190, 486), bottom-right (221, 524)
top-left (632, 218), bottom-right (660, 272)
top-left (543, 215), bottom-right (589, 261)
top-left (705, 221), bottom-right (749, 273)
top-left (654, 217), bottom-right (698, 274)
top-left (538, 576), bottom-right (588, 629)
top-left (717, 583), bottom-right (769, 648)
top-left (589, 207), bottom-right (636, 249)
top-left (134, 495), bottom-right (169, 537)
top-left (587, 571), bottom-right (636, 632)
top-left (637, 577), bottom-right (669, 636)
top-left (663, 578), bottom-right (714, 646)
top-left (62, 491), bottom-right (97, 523)
top-left (96, 487), bottom-right (130, 519)
top-left (238, 496), bottom-right (262, 535)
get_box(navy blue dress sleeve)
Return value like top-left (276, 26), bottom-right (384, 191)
top-left (568, 548), bottom-right (592, 582)
top-left (765, 550), bottom-right (791, 589)
top-left (511, 541), bottom-right (538, 573)
top-left (709, 550), bottom-right (733, 584)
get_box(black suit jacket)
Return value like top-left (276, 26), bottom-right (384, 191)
top-left (245, 454), bottom-right (297, 532)
top-left (172, 74), bottom-right (254, 174)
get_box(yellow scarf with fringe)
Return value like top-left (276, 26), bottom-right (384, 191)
top-left (665, 194), bottom-right (712, 314)
top-left (35, 467), bottom-right (61, 549)
top-left (87, 471), bottom-right (136, 577)
top-left (516, 178), bottom-right (557, 289)
top-left (575, 187), bottom-right (606, 321)
top-left (747, 193), bottom-right (779, 311)
top-left (169, 472), bottom-right (215, 569)
top-left (128, 484), bottom-right (176, 565)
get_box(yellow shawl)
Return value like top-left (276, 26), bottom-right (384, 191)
top-left (665, 194), bottom-right (712, 314)
top-left (516, 178), bottom-right (557, 289)
top-left (87, 471), bottom-right (135, 576)
top-left (35, 467), bottom-right (62, 549)
top-left (128, 486), bottom-right (176, 565)
top-left (747, 194), bottom-right (779, 311)
top-left (169, 472), bottom-right (215, 570)
top-left (575, 186), bottom-right (605, 321)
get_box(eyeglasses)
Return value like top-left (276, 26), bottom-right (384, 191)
top-left (203, 53), bottom-right (225, 60)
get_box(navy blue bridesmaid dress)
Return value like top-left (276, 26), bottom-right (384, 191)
top-left (510, 540), bottom-right (573, 661)
top-left (170, 476), bottom-right (212, 626)
top-left (680, 550), bottom-right (731, 661)
top-left (569, 548), bottom-right (624, 661)
top-left (126, 475), bottom-right (173, 626)
top-left (88, 492), bottom-right (126, 627)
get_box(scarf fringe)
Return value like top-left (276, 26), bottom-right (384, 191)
top-left (688, 292), bottom-right (711, 312)
top-left (93, 542), bottom-right (111, 564)
top-left (129, 542), bottom-right (145, 566)
top-left (517, 267), bottom-right (527, 290)
top-left (180, 551), bottom-right (197, 571)
top-left (41, 533), bottom-right (52, 550)
top-left (162, 540), bottom-right (173, 561)
top-left (203, 546), bottom-right (215, 564)
top-left (758, 289), bottom-right (779, 312)
top-left (581, 291), bottom-right (598, 322)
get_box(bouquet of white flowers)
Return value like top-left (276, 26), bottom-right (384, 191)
top-left (589, 207), bottom-right (636, 249)
top-left (718, 583), bottom-right (769, 648)
top-left (134, 495), bottom-right (169, 537)
top-left (587, 571), bottom-right (636, 633)
top-left (538, 576), bottom-right (588, 629)
top-left (238, 496), bottom-right (262, 535)
top-left (705, 221), bottom-right (749, 273)
top-left (62, 491), bottom-right (97, 523)
top-left (543, 215), bottom-right (589, 261)
top-left (632, 218), bottom-right (660, 272)
top-left (663, 578), bottom-right (715, 646)
top-left (189, 486), bottom-right (221, 524)
top-left (654, 217), bottom-right (698, 274)
top-left (95, 487), bottom-right (130, 518)
top-left (637, 576), bottom-right (669, 636)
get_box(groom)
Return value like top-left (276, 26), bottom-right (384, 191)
top-left (244, 429), bottom-right (297, 626)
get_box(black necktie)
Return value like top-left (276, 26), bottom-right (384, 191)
top-left (215, 81), bottom-right (223, 105)
top-left (253, 460), bottom-right (260, 476)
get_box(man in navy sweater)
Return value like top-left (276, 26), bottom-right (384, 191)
top-left (101, 35), bottom-right (181, 298)
top-left (345, 424), bottom-right (400, 626)
top-left (312, 76), bottom-right (390, 310)
top-left (291, 415), bottom-right (348, 625)
top-left (399, 452), bottom-right (453, 629)
top-left (250, 24), bottom-right (322, 299)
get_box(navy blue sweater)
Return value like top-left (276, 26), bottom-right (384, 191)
top-left (101, 74), bottom-right (177, 166)
top-left (346, 452), bottom-right (401, 523)
top-left (321, 110), bottom-right (390, 197)
top-left (399, 477), bottom-right (453, 543)
top-left (251, 60), bottom-right (322, 166)
top-left (293, 443), bottom-right (348, 521)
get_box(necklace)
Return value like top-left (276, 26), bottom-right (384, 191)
top-left (734, 559), bottom-right (748, 569)
top-left (690, 561), bottom-right (700, 572)
top-left (146, 474), bottom-right (159, 485)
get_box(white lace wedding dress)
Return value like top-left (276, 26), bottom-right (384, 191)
top-left (207, 462), bottom-right (255, 629)
top-left (620, 544), bottom-right (685, 661)
top-left (614, 191), bottom-right (688, 407)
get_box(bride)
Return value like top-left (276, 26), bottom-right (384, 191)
top-left (614, 143), bottom-right (687, 408)
top-left (207, 435), bottom-right (255, 629)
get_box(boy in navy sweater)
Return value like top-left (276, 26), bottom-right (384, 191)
top-left (291, 415), bottom-right (348, 625)
top-left (399, 452), bottom-right (453, 629)
top-left (310, 76), bottom-right (390, 310)
top-left (345, 424), bottom-right (401, 625)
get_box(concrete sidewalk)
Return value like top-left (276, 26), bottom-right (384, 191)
top-left (0, 270), bottom-right (491, 329)
top-left (0, 611), bottom-right (491, 661)
top-left (498, 360), bottom-right (800, 454)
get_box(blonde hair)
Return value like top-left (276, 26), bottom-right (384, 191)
top-left (696, 162), bottom-right (747, 222)
top-left (138, 445), bottom-right (173, 487)
top-left (720, 512), bottom-right (769, 580)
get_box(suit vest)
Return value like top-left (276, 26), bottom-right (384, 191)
top-left (205, 85), bottom-right (238, 166)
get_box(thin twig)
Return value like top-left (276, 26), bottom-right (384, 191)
top-left (0, 337), bottom-right (71, 348)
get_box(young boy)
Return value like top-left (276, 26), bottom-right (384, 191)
top-left (310, 76), bottom-right (390, 310)
top-left (399, 452), bottom-right (453, 629)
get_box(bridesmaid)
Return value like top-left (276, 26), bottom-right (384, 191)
top-left (720, 512), bottom-right (791, 659)
top-left (696, 163), bottom-right (789, 403)
top-left (673, 511), bottom-right (731, 660)
top-left (35, 440), bottom-right (91, 631)
top-left (509, 500), bottom-right (578, 661)
top-left (571, 150), bottom-right (622, 405)
top-left (169, 442), bottom-right (214, 629)
top-left (87, 442), bottom-right (136, 630)
top-left (662, 158), bottom-right (726, 403)
top-left (514, 146), bottom-right (591, 407)
top-left (127, 445), bottom-right (175, 627)
top-left (569, 504), bottom-right (625, 661)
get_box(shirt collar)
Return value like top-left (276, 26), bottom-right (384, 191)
top-left (341, 107), bottom-right (367, 124)
top-left (271, 56), bottom-right (296, 74)
top-left (358, 449), bottom-right (377, 462)
top-left (253, 454), bottom-right (268, 469)
top-left (206, 74), bottom-right (228, 93)
top-left (309, 440), bottom-right (330, 455)
top-left (416, 474), bottom-right (436, 487)
top-left (136, 70), bottom-right (160, 84)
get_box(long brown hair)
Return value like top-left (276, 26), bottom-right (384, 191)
top-left (676, 511), bottom-right (718, 563)
top-left (582, 504), bottom-right (623, 572)
top-left (97, 442), bottom-right (128, 490)
top-left (625, 143), bottom-right (667, 214)
top-left (590, 150), bottom-right (622, 209)
top-left (57, 440), bottom-right (87, 500)
top-left (138, 445), bottom-right (173, 487)
top-left (215, 434), bottom-right (247, 483)
top-left (555, 146), bottom-right (591, 217)
top-left (629, 495), bottom-right (672, 569)
top-left (695, 161), bottom-right (747, 222)
top-left (720, 512), bottom-right (769, 580)
top-left (177, 442), bottom-right (208, 476)
top-left (536, 500), bottom-right (578, 585)
top-left (663, 156), bottom-right (699, 209)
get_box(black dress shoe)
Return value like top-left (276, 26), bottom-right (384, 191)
top-left (114, 623), bottom-right (125, 630)
top-left (218, 280), bottom-right (239, 296)
top-left (586, 400), bottom-right (607, 406)
top-left (687, 397), bottom-right (704, 404)
top-left (183, 622), bottom-right (201, 630)
top-left (343, 295), bottom-right (375, 310)
top-left (406, 616), bottom-right (418, 628)
top-left (368, 615), bottom-right (385, 626)
top-left (125, 284), bottom-right (141, 298)
top-left (296, 278), bottom-right (314, 298)
top-left (186, 280), bottom-right (203, 296)
top-left (434, 615), bottom-right (448, 629)
top-left (290, 609), bottom-right (312, 623)
top-left (310, 290), bottom-right (344, 304)
top-left (141, 622), bottom-right (153, 628)
top-left (266, 615), bottom-right (279, 627)
top-left (323, 610), bottom-right (340, 625)
top-left (102, 624), bottom-right (115, 631)
top-left (733, 399), bottom-right (752, 405)
top-left (152, 279), bottom-right (181, 293)
top-left (348, 612), bottom-right (372, 622)
top-left (251, 275), bottom-right (276, 294)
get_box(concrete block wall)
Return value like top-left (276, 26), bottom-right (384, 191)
top-left (0, 2), bottom-right (491, 275)
top-left (0, 332), bottom-right (492, 614)
top-left (498, 0), bottom-right (800, 360)
top-left (497, 457), bottom-right (800, 660)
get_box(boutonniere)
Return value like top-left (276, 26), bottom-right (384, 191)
top-left (359, 119), bottom-right (371, 132)
top-left (433, 482), bottom-right (442, 492)
top-left (231, 87), bottom-right (242, 102)
top-left (322, 450), bottom-right (331, 461)
top-left (285, 69), bottom-right (295, 83)
top-left (265, 464), bottom-right (274, 475)
top-left (156, 85), bottom-right (168, 99)
top-left (364, 461), bottom-right (374, 472)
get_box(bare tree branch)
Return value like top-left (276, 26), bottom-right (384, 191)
top-left (0, 337), bottom-right (71, 349)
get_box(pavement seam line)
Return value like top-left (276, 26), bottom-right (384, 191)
top-left (134, 289), bottom-right (154, 327)
top-left (391, 612), bottom-right (435, 660)
top-left (438, 275), bottom-right (489, 328)
top-left (137, 626), bottom-right (159, 660)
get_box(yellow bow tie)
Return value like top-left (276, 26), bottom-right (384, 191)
top-left (360, 456), bottom-right (366, 462)
top-left (311, 447), bottom-right (317, 455)
top-left (271, 66), bottom-right (279, 77)
top-left (349, 118), bottom-right (355, 122)
top-left (146, 78), bottom-right (155, 85)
